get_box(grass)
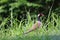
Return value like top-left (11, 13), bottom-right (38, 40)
top-left (0, 11), bottom-right (60, 40)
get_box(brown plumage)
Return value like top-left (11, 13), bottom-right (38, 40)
top-left (24, 13), bottom-right (44, 34)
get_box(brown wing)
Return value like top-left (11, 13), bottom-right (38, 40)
top-left (31, 21), bottom-right (42, 30)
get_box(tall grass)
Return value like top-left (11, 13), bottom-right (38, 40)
top-left (0, 11), bottom-right (60, 40)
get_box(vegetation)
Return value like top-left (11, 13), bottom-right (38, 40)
top-left (0, 0), bottom-right (60, 40)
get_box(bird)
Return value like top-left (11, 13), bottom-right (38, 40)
top-left (24, 13), bottom-right (44, 34)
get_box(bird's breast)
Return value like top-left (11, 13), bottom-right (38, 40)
top-left (37, 21), bottom-right (42, 28)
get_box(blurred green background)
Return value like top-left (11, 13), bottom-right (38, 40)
top-left (0, 0), bottom-right (60, 40)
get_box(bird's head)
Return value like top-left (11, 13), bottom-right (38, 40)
top-left (37, 13), bottom-right (44, 21)
top-left (38, 13), bottom-right (44, 17)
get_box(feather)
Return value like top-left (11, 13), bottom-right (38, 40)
top-left (24, 21), bottom-right (42, 34)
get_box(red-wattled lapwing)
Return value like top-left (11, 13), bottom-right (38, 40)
top-left (24, 13), bottom-right (44, 34)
